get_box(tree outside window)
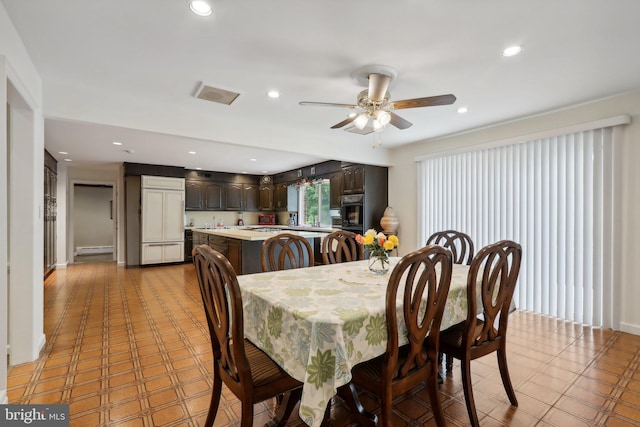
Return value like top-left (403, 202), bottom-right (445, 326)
top-left (298, 179), bottom-right (330, 227)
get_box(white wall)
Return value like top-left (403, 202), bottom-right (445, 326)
top-left (1, 1), bottom-right (45, 403)
top-left (389, 90), bottom-right (640, 335)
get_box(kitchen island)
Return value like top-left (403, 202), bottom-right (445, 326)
top-left (192, 226), bottom-right (330, 274)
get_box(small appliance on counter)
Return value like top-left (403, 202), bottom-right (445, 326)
top-left (288, 212), bottom-right (298, 226)
top-left (258, 213), bottom-right (277, 225)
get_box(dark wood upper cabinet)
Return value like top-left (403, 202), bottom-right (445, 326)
top-left (342, 164), bottom-right (364, 194)
top-left (185, 181), bottom-right (204, 210)
top-left (204, 182), bottom-right (225, 210)
top-left (225, 184), bottom-right (243, 211)
top-left (226, 183), bottom-right (259, 211)
top-left (259, 185), bottom-right (274, 211)
top-left (244, 184), bottom-right (259, 211)
top-left (273, 183), bottom-right (288, 211)
top-left (330, 172), bottom-right (343, 209)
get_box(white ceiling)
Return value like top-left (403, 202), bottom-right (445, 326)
top-left (3, 0), bottom-right (640, 174)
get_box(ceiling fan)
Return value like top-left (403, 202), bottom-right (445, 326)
top-left (299, 65), bottom-right (456, 133)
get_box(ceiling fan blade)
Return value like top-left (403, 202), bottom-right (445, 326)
top-left (392, 94), bottom-right (456, 110)
top-left (331, 116), bottom-right (357, 129)
top-left (368, 73), bottom-right (391, 102)
top-left (299, 101), bottom-right (358, 108)
top-left (389, 112), bottom-right (413, 129)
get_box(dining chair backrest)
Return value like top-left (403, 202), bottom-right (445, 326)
top-left (192, 244), bottom-right (303, 426)
top-left (261, 233), bottom-right (314, 272)
top-left (426, 230), bottom-right (475, 265)
top-left (464, 239), bottom-right (522, 348)
top-left (385, 245), bottom-right (453, 381)
top-left (321, 230), bottom-right (363, 264)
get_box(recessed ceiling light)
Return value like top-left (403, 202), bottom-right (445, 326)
top-left (267, 91), bottom-right (280, 99)
top-left (457, 107), bottom-right (468, 114)
top-left (58, 151), bottom-right (68, 155)
top-left (188, 151), bottom-right (196, 154)
top-left (112, 141), bottom-right (122, 146)
top-left (502, 45), bottom-right (523, 57)
top-left (250, 158), bottom-right (257, 162)
top-left (242, 171), bottom-right (248, 174)
top-left (188, 0), bottom-right (212, 16)
top-left (64, 158), bottom-right (72, 162)
top-left (195, 167), bottom-right (202, 170)
top-left (262, 170), bottom-right (268, 174)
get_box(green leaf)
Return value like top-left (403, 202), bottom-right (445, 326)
top-left (365, 314), bottom-right (387, 345)
top-left (306, 349), bottom-right (336, 389)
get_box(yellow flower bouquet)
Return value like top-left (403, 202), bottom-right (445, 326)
top-left (356, 229), bottom-right (399, 274)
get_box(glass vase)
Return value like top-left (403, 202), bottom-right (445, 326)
top-left (368, 251), bottom-right (390, 275)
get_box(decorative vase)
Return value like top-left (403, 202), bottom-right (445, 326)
top-left (380, 207), bottom-right (399, 235)
top-left (368, 251), bottom-right (390, 275)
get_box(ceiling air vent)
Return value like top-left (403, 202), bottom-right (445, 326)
top-left (194, 82), bottom-right (240, 105)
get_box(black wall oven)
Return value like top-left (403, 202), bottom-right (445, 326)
top-left (341, 194), bottom-right (364, 234)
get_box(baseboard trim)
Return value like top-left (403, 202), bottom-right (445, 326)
top-left (620, 322), bottom-right (640, 336)
top-left (56, 261), bottom-right (69, 269)
top-left (36, 333), bottom-right (46, 357)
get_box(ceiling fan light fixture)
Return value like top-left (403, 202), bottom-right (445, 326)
top-left (375, 110), bottom-right (391, 126)
top-left (372, 119), bottom-right (385, 133)
top-left (354, 114), bottom-right (369, 130)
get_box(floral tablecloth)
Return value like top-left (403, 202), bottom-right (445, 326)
top-left (237, 258), bottom-right (474, 427)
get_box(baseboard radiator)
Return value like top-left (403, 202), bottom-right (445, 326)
top-left (76, 246), bottom-right (113, 255)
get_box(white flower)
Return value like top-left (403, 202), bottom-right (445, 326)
top-left (376, 232), bottom-right (386, 240)
top-left (364, 229), bottom-right (377, 237)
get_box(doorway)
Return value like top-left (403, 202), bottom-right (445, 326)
top-left (71, 183), bottom-right (116, 263)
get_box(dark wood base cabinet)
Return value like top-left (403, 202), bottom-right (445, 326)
top-left (192, 231), bottom-right (321, 275)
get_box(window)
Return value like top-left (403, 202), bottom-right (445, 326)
top-left (298, 179), bottom-right (331, 227)
top-left (417, 119), bottom-right (627, 328)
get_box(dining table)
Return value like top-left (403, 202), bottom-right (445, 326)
top-left (237, 257), bottom-right (487, 427)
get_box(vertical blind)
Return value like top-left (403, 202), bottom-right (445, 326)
top-left (417, 124), bottom-right (624, 328)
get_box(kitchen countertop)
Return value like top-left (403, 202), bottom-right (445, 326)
top-left (191, 226), bottom-right (332, 241)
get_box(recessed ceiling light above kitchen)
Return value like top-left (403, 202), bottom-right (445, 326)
top-left (457, 107), bottom-right (468, 114)
top-left (267, 91), bottom-right (280, 99)
top-left (188, 0), bottom-right (212, 16)
top-left (112, 141), bottom-right (122, 146)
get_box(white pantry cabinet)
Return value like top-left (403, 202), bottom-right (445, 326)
top-left (141, 176), bottom-right (185, 264)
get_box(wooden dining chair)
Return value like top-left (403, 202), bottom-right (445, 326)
top-left (439, 240), bottom-right (522, 427)
top-left (192, 245), bottom-right (303, 427)
top-left (427, 229), bottom-right (475, 370)
top-left (261, 233), bottom-right (313, 272)
top-left (321, 230), bottom-right (363, 264)
top-left (344, 245), bottom-right (453, 427)
top-left (426, 230), bottom-right (475, 265)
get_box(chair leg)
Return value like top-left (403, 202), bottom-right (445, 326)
top-left (240, 399), bottom-right (254, 427)
top-left (204, 376), bottom-right (222, 427)
top-left (497, 348), bottom-right (518, 406)
top-left (337, 383), bottom-right (377, 427)
top-left (380, 392), bottom-right (394, 427)
top-left (460, 359), bottom-right (480, 427)
top-left (446, 353), bottom-right (454, 372)
top-left (427, 363), bottom-right (446, 427)
top-left (266, 388), bottom-right (303, 427)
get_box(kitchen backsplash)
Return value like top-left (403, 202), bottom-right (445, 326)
top-left (185, 211), bottom-right (260, 227)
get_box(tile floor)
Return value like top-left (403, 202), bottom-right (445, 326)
top-left (7, 261), bottom-right (640, 426)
